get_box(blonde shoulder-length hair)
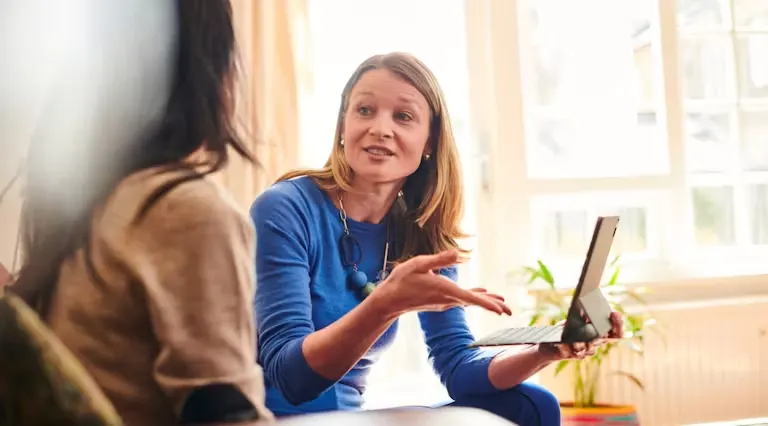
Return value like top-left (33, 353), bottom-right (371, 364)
top-left (277, 52), bottom-right (468, 263)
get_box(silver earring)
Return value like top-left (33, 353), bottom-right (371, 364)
top-left (424, 153), bottom-right (431, 160)
top-left (340, 139), bottom-right (345, 146)
top-left (396, 190), bottom-right (407, 212)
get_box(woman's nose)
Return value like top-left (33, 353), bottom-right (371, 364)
top-left (368, 115), bottom-right (394, 139)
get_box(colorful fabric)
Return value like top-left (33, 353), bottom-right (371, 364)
top-left (0, 294), bottom-right (123, 425)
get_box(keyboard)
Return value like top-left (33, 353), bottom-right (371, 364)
top-left (470, 324), bottom-right (564, 347)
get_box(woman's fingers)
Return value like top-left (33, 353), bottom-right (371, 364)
top-left (419, 275), bottom-right (511, 315)
top-left (469, 288), bottom-right (505, 302)
top-left (571, 342), bottom-right (587, 356)
top-left (583, 341), bottom-right (598, 356)
top-left (446, 285), bottom-right (512, 316)
top-left (401, 250), bottom-right (460, 275)
top-left (546, 341), bottom-right (604, 360)
top-left (464, 293), bottom-right (510, 316)
top-left (554, 344), bottom-right (572, 359)
top-left (485, 293), bottom-right (506, 302)
top-left (609, 311), bottom-right (624, 338)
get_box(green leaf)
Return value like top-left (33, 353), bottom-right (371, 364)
top-left (606, 267), bottom-right (621, 286)
top-left (536, 260), bottom-right (555, 288)
top-left (554, 360), bottom-right (569, 376)
top-left (610, 370), bottom-right (645, 391)
top-left (528, 312), bottom-right (541, 326)
top-left (625, 314), bottom-right (640, 330)
top-left (522, 266), bottom-right (541, 284)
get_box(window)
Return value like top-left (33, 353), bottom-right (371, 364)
top-left (473, 0), bottom-right (768, 286)
top-left (520, 0), bottom-right (667, 179)
top-left (678, 0), bottom-right (768, 252)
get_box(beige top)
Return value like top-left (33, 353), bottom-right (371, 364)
top-left (48, 168), bottom-right (273, 425)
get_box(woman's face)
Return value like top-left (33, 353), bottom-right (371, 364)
top-left (342, 69), bottom-right (431, 186)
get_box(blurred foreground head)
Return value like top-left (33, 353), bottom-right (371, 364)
top-left (2, 0), bottom-right (250, 314)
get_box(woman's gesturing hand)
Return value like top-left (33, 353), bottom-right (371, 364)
top-left (370, 250), bottom-right (512, 319)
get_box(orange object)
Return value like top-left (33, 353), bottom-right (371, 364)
top-left (561, 403), bottom-right (640, 426)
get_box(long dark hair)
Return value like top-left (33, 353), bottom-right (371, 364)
top-left (10, 0), bottom-right (253, 318)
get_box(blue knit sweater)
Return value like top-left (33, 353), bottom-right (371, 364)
top-left (250, 176), bottom-right (499, 417)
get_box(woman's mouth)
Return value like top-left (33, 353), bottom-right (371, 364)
top-left (364, 147), bottom-right (394, 157)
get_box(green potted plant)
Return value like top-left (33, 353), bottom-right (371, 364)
top-left (517, 256), bottom-right (658, 425)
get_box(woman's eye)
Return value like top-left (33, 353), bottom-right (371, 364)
top-left (396, 112), bottom-right (413, 121)
top-left (358, 106), bottom-right (372, 116)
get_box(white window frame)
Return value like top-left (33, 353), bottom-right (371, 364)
top-left (465, 0), bottom-right (768, 309)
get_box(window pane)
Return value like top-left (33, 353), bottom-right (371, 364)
top-left (680, 37), bottom-right (734, 101)
top-left (677, 0), bottom-right (730, 30)
top-left (522, 0), bottom-right (665, 179)
top-left (747, 184), bottom-right (768, 244)
top-left (739, 110), bottom-right (768, 171)
top-left (685, 111), bottom-right (732, 172)
top-left (691, 186), bottom-right (736, 246)
top-left (735, 36), bottom-right (768, 99)
top-left (734, 0), bottom-right (768, 29)
top-left (540, 210), bottom-right (590, 257)
top-left (615, 207), bottom-right (649, 253)
top-left (636, 112), bottom-right (659, 143)
top-left (537, 207), bottom-right (648, 257)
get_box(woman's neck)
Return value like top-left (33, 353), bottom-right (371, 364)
top-left (337, 179), bottom-right (402, 224)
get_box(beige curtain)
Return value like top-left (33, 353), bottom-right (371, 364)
top-left (217, 0), bottom-right (307, 209)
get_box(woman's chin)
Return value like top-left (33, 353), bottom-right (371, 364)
top-left (350, 170), bottom-right (409, 188)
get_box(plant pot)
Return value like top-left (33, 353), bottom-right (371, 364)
top-left (560, 403), bottom-right (640, 426)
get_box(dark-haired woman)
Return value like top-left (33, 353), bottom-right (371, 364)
top-left (9, 1), bottom-right (272, 424)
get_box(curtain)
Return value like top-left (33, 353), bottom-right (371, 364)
top-left (218, 0), bottom-right (306, 209)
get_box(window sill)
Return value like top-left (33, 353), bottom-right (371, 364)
top-left (521, 258), bottom-right (768, 311)
top-left (630, 273), bottom-right (768, 311)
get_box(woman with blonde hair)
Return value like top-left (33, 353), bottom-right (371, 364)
top-left (250, 52), bottom-right (622, 425)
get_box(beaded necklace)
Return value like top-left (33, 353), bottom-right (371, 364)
top-left (337, 194), bottom-right (391, 299)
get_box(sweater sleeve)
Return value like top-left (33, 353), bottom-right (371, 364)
top-left (250, 185), bottom-right (336, 405)
top-left (418, 266), bottom-right (503, 400)
top-left (119, 180), bottom-right (271, 421)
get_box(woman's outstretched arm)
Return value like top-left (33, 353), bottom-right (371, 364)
top-left (419, 268), bottom-right (554, 398)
